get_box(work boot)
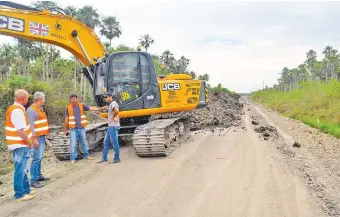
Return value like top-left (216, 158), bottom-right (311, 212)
top-left (31, 181), bottom-right (44, 188)
top-left (38, 176), bottom-right (50, 181)
top-left (110, 160), bottom-right (121, 164)
top-left (15, 194), bottom-right (35, 202)
top-left (97, 159), bottom-right (108, 164)
top-left (86, 156), bottom-right (94, 160)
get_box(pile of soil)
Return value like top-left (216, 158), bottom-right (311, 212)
top-left (152, 92), bottom-right (244, 131)
top-left (254, 125), bottom-right (279, 140)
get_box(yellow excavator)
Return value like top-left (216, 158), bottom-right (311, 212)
top-left (0, 1), bottom-right (208, 158)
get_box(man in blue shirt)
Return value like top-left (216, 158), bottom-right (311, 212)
top-left (64, 93), bottom-right (108, 163)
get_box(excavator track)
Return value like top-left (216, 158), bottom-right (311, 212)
top-left (132, 117), bottom-right (190, 157)
top-left (52, 123), bottom-right (107, 160)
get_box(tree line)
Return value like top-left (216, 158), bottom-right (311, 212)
top-left (0, 1), bottom-right (210, 85)
top-left (273, 46), bottom-right (340, 91)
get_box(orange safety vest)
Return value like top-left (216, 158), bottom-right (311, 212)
top-left (30, 104), bottom-right (49, 136)
top-left (5, 104), bottom-right (33, 148)
top-left (67, 103), bottom-right (88, 129)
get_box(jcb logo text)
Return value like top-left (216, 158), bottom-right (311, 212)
top-left (162, 83), bottom-right (181, 91)
top-left (0, 15), bottom-right (24, 32)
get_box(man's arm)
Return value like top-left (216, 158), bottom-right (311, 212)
top-left (113, 107), bottom-right (119, 117)
top-left (17, 129), bottom-right (33, 146)
top-left (111, 101), bottom-right (119, 120)
top-left (11, 109), bottom-right (33, 147)
top-left (26, 108), bottom-right (39, 148)
top-left (86, 104), bottom-right (108, 111)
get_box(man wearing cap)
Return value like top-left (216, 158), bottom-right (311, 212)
top-left (64, 93), bottom-right (108, 163)
top-left (26, 91), bottom-right (50, 188)
top-left (97, 92), bottom-right (121, 164)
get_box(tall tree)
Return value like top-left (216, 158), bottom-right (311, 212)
top-left (174, 56), bottom-right (190, 73)
top-left (139, 34), bottom-right (154, 52)
top-left (189, 71), bottom-right (197, 79)
top-left (76, 6), bottom-right (101, 29)
top-left (31, 1), bottom-right (59, 10)
top-left (305, 49), bottom-right (317, 79)
top-left (160, 50), bottom-right (175, 72)
top-left (63, 5), bottom-right (80, 90)
top-left (64, 5), bottom-right (78, 17)
top-left (100, 16), bottom-right (122, 47)
top-left (0, 44), bottom-right (16, 79)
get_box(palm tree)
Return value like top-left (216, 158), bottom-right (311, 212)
top-left (100, 16), bottom-right (122, 47)
top-left (76, 6), bottom-right (101, 29)
top-left (31, 1), bottom-right (59, 10)
top-left (64, 5), bottom-right (78, 17)
top-left (139, 34), bottom-right (154, 52)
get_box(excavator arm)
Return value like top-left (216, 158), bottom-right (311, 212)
top-left (0, 2), bottom-right (106, 84)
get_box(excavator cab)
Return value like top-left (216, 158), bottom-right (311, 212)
top-left (93, 51), bottom-right (161, 113)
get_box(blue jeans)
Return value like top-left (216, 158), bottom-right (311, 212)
top-left (12, 147), bottom-right (31, 199)
top-left (30, 136), bottom-right (45, 183)
top-left (102, 126), bottom-right (120, 161)
top-left (69, 128), bottom-right (89, 160)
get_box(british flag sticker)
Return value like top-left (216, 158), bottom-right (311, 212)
top-left (29, 21), bottom-right (50, 36)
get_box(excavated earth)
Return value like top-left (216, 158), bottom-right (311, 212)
top-left (152, 92), bottom-right (245, 130)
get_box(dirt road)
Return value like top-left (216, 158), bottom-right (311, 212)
top-left (0, 99), bottom-right (328, 217)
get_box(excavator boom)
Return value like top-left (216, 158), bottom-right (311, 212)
top-left (0, 3), bottom-right (105, 69)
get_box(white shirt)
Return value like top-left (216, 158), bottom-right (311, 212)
top-left (7, 102), bottom-right (27, 151)
top-left (11, 105), bottom-right (27, 130)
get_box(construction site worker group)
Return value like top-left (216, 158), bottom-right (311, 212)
top-left (5, 89), bottom-right (121, 202)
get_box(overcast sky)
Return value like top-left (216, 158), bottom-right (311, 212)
top-left (1, 0), bottom-right (340, 93)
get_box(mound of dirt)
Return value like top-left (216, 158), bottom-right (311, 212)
top-left (254, 125), bottom-right (279, 140)
top-left (152, 92), bottom-right (244, 131)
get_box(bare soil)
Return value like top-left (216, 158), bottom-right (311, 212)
top-left (0, 95), bottom-right (331, 217)
top-left (248, 98), bottom-right (340, 216)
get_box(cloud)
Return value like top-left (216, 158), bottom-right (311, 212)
top-left (1, 0), bottom-right (340, 93)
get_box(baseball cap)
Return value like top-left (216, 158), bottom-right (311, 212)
top-left (103, 92), bottom-right (113, 98)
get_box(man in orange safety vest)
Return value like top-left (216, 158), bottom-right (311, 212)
top-left (64, 93), bottom-right (108, 163)
top-left (5, 89), bottom-right (36, 201)
top-left (26, 91), bottom-right (50, 188)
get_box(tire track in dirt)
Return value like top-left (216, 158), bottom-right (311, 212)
top-left (247, 97), bottom-right (338, 216)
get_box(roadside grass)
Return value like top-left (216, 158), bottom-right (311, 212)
top-left (250, 79), bottom-right (340, 138)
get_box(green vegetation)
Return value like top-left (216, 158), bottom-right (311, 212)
top-left (251, 45), bottom-right (340, 138)
top-left (210, 83), bottom-right (236, 95)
